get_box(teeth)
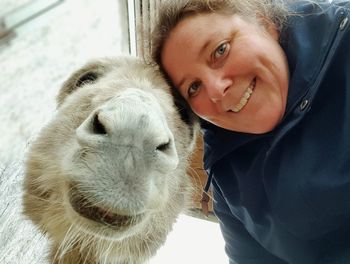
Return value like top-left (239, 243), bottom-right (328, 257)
top-left (230, 79), bottom-right (256, 113)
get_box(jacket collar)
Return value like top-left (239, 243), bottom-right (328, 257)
top-left (280, 0), bottom-right (342, 116)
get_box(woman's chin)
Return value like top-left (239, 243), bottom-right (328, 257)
top-left (218, 107), bottom-right (285, 134)
top-left (247, 108), bottom-right (285, 134)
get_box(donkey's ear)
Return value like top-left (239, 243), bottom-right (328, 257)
top-left (56, 62), bottom-right (106, 108)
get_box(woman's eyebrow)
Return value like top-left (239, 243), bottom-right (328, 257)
top-left (198, 39), bottom-right (212, 58)
top-left (177, 78), bottom-right (190, 97)
top-left (198, 30), bottom-right (228, 60)
top-left (178, 79), bottom-right (185, 89)
top-left (199, 31), bottom-right (222, 57)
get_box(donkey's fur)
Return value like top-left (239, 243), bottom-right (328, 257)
top-left (23, 56), bottom-right (198, 264)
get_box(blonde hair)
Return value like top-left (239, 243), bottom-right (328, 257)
top-left (151, 0), bottom-right (290, 67)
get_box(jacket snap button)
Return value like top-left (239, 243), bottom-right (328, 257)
top-left (300, 99), bottom-right (309, 110)
top-left (340, 17), bottom-right (348, 31)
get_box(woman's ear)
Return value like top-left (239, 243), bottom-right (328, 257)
top-left (260, 16), bottom-right (279, 40)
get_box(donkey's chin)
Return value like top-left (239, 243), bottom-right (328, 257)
top-left (68, 185), bottom-right (146, 235)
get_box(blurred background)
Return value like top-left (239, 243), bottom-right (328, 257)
top-left (0, 0), bottom-right (227, 263)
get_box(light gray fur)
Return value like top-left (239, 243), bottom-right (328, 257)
top-left (22, 56), bottom-right (198, 264)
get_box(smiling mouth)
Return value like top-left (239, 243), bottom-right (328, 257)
top-left (229, 78), bottom-right (256, 113)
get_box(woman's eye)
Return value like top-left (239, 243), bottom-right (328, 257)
top-left (213, 42), bottom-right (229, 60)
top-left (187, 81), bottom-right (201, 97)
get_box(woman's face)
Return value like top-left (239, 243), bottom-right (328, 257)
top-left (161, 13), bottom-right (289, 134)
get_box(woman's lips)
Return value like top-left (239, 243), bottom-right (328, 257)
top-left (229, 78), bottom-right (256, 113)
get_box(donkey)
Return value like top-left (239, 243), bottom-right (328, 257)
top-left (23, 56), bottom-right (198, 264)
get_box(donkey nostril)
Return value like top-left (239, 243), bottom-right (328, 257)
top-left (156, 140), bottom-right (170, 152)
top-left (92, 114), bottom-right (107, 135)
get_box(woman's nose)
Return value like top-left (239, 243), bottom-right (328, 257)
top-left (205, 73), bottom-right (231, 103)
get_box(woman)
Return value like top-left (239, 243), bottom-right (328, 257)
top-left (151, 0), bottom-right (350, 263)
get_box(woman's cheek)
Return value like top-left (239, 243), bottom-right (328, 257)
top-left (190, 98), bottom-right (207, 117)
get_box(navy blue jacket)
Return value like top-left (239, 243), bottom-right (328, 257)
top-left (202, 1), bottom-right (350, 263)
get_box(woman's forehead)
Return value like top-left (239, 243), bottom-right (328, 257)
top-left (169, 13), bottom-right (235, 41)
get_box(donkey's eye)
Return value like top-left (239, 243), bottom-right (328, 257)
top-left (76, 72), bottom-right (99, 87)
